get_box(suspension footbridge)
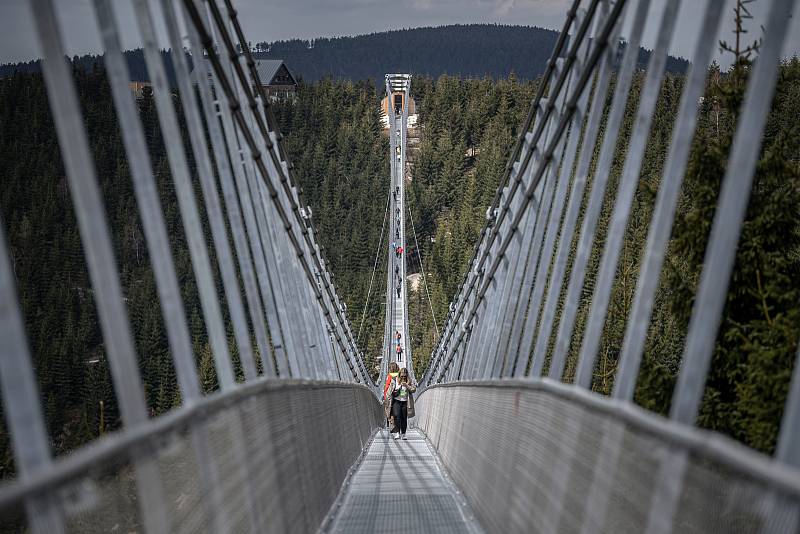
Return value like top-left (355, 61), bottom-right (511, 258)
top-left (1, 0), bottom-right (799, 532)
top-left (383, 73), bottom-right (414, 380)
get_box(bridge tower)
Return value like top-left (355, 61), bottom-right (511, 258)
top-left (383, 74), bottom-right (413, 380)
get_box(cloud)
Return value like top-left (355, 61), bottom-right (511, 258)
top-left (411, 0), bottom-right (434, 10)
top-left (494, 0), bottom-right (516, 17)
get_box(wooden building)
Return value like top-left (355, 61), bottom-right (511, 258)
top-left (254, 60), bottom-right (298, 101)
top-left (190, 58), bottom-right (298, 101)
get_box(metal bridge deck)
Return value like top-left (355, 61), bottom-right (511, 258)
top-left (328, 429), bottom-right (482, 533)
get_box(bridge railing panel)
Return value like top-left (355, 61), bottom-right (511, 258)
top-left (420, 0), bottom-right (800, 531)
top-left (0, 381), bottom-right (382, 533)
top-left (415, 382), bottom-right (800, 534)
top-left (0, 0), bottom-right (378, 531)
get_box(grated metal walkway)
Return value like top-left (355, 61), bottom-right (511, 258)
top-left (328, 429), bottom-right (483, 533)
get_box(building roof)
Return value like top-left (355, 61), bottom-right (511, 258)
top-left (255, 60), bottom-right (283, 83)
top-left (190, 58), bottom-right (297, 87)
top-left (255, 59), bottom-right (297, 86)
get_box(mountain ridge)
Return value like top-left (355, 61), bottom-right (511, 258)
top-left (253, 24), bottom-right (688, 83)
top-left (0, 23), bottom-right (688, 84)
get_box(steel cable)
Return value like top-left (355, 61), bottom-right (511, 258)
top-left (406, 200), bottom-right (439, 340)
top-left (357, 190), bottom-right (391, 343)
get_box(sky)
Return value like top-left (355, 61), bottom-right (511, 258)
top-left (1, 0), bottom-right (798, 67)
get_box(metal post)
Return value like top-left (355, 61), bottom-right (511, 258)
top-left (614, 0), bottom-right (726, 401)
top-left (96, 2), bottom-right (229, 530)
top-left (505, 6), bottom-right (594, 378)
top-left (29, 0), bottom-right (170, 530)
top-left (159, 0), bottom-right (258, 381)
top-left (131, 0), bottom-right (236, 389)
top-left (575, 0), bottom-right (681, 389)
top-left (0, 221), bottom-right (64, 534)
top-left (528, 7), bottom-right (623, 378)
top-left (171, 0), bottom-right (274, 378)
top-left (645, 2), bottom-right (797, 533)
top-left (671, 0), bottom-right (797, 425)
top-left (548, 0), bottom-right (650, 381)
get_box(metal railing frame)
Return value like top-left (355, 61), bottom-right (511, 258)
top-left (420, 0), bottom-right (800, 532)
top-left (0, 0), bottom-right (379, 531)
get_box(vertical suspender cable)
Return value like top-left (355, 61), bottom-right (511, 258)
top-left (358, 190), bottom-right (392, 342)
top-left (407, 201), bottom-right (439, 340)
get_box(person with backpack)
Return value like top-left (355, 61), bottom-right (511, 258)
top-left (383, 362), bottom-right (400, 429)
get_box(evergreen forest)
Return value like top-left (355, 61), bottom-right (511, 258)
top-left (1, 24), bottom-right (688, 86)
top-left (0, 28), bottom-right (798, 488)
top-left (0, 66), bottom-right (392, 478)
top-left (253, 24), bottom-right (688, 83)
top-left (397, 60), bottom-right (800, 455)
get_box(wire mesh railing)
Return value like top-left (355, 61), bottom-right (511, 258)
top-left (415, 381), bottom-right (800, 534)
top-left (419, 0), bottom-right (800, 531)
top-left (0, 0), bottom-right (378, 531)
top-left (0, 380), bottom-right (382, 533)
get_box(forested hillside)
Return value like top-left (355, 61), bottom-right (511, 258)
top-left (402, 59), bottom-right (800, 454)
top-left (0, 70), bottom-right (388, 475)
top-left (0, 24), bottom-right (688, 85)
top-left (0, 39), bottom-right (797, 485)
top-left (402, 75), bottom-right (539, 368)
top-left (0, 67), bottom-right (192, 474)
top-left (271, 80), bottom-right (389, 374)
top-left (0, 49), bottom-right (178, 86)
top-left (254, 24), bottom-right (688, 83)
top-left (256, 25), bottom-right (558, 82)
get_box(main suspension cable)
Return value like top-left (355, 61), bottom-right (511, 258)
top-left (357, 188), bottom-right (391, 343)
top-left (407, 201), bottom-right (439, 340)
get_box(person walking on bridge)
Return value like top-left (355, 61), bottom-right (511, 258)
top-left (390, 367), bottom-right (415, 440)
top-left (383, 362), bottom-right (400, 429)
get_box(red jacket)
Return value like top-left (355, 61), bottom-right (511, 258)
top-left (383, 372), bottom-right (398, 400)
